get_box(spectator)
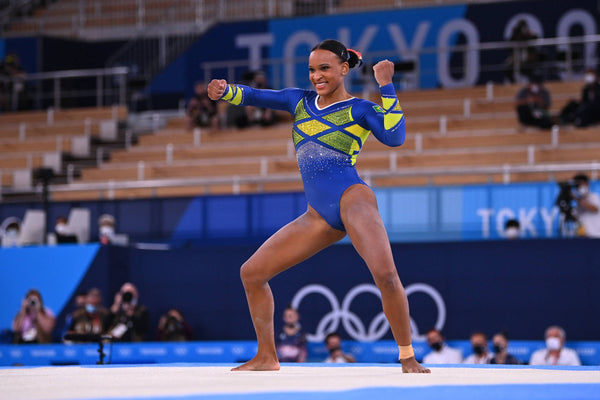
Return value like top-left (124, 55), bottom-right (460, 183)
top-left (12, 289), bottom-right (56, 344)
top-left (463, 331), bottom-right (493, 364)
top-left (422, 328), bottom-right (463, 364)
top-left (0, 218), bottom-right (20, 247)
top-left (490, 331), bottom-right (520, 364)
top-left (515, 75), bottom-right (553, 129)
top-left (246, 71), bottom-right (276, 127)
top-left (276, 306), bottom-right (307, 363)
top-left (559, 69), bottom-right (600, 128)
top-left (186, 81), bottom-right (219, 130)
top-left (572, 173), bottom-right (600, 238)
top-left (64, 288), bottom-right (109, 341)
top-left (323, 332), bottom-right (356, 363)
top-left (98, 214), bottom-right (116, 245)
top-left (504, 218), bottom-right (520, 239)
top-left (504, 19), bottom-right (541, 82)
top-left (156, 308), bottom-right (193, 341)
top-left (54, 216), bottom-right (78, 244)
top-left (62, 290), bottom-right (88, 340)
top-left (105, 282), bottom-right (149, 342)
top-left (529, 325), bottom-right (581, 366)
top-left (0, 53), bottom-right (28, 111)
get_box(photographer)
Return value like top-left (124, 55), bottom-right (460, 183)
top-left (106, 283), bottom-right (149, 342)
top-left (571, 174), bottom-right (600, 238)
top-left (12, 289), bottom-right (56, 344)
top-left (323, 332), bottom-right (355, 363)
top-left (156, 309), bottom-right (192, 341)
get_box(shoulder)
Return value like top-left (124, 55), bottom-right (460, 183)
top-left (351, 97), bottom-right (382, 119)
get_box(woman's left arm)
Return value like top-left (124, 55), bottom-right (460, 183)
top-left (359, 83), bottom-right (406, 147)
top-left (358, 60), bottom-right (406, 147)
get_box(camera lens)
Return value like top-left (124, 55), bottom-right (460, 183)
top-left (121, 291), bottom-right (133, 303)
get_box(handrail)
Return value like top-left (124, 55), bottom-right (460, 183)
top-left (0, 66), bottom-right (129, 110)
top-left (1, 162), bottom-right (597, 200)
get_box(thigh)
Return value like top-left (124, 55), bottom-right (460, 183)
top-left (339, 185), bottom-right (396, 272)
top-left (243, 205), bottom-right (346, 281)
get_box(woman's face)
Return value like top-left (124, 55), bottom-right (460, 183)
top-left (308, 49), bottom-right (348, 98)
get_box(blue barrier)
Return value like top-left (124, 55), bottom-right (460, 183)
top-left (1, 340), bottom-right (598, 366)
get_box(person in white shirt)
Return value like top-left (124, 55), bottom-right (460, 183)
top-left (463, 331), bottom-right (493, 364)
top-left (572, 173), bottom-right (600, 238)
top-left (422, 328), bottom-right (463, 364)
top-left (529, 325), bottom-right (581, 366)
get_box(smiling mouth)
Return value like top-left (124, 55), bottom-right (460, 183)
top-left (314, 82), bottom-right (327, 89)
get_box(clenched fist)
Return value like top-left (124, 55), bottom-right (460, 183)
top-left (207, 79), bottom-right (228, 101)
top-left (373, 60), bottom-right (394, 87)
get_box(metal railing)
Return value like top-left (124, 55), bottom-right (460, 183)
top-left (200, 34), bottom-right (600, 92)
top-left (1, 66), bottom-right (129, 111)
top-left (1, 161), bottom-right (598, 201)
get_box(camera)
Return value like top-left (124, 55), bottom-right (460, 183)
top-left (555, 180), bottom-right (577, 222)
top-left (28, 297), bottom-right (39, 308)
top-left (165, 316), bottom-right (183, 333)
top-left (121, 291), bottom-right (134, 303)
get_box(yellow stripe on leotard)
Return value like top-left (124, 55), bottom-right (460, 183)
top-left (222, 84), bottom-right (243, 105)
top-left (381, 97), bottom-right (404, 130)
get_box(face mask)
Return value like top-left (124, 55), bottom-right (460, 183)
top-left (473, 345), bottom-right (486, 355)
top-left (55, 223), bottom-right (68, 235)
top-left (493, 344), bottom-right (504, 353)
top-left (530, 85), bottom-right (539, 93)
top-left (505, 227), bottom-right (519, 239)
top-left (100, 226), bottom-right (114, 237)
top-left (577, 186), bottom-right (589, 196)
top-left (546, 337), bottom-right (561, 351)
top-left (430, 341), bottom-right (443, 352)
top-left (584, 74), bottom-right (596, 84)
top-left (85, 304), bottom-right (97, 314)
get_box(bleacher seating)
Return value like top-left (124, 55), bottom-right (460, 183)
top-left (2, 81), bottom-right (599, 201)
top-left (0, 106), bottom-right (127, 195)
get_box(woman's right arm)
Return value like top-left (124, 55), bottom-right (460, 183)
top-left (208, 79), bottom-right (300, 114)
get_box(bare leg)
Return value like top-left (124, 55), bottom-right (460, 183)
top-left (340, 185), bottom-right (430, 373)
top-left (232, 206), bottom-right (345, 371)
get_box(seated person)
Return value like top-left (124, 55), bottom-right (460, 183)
top-left (156, 309), bottom-right (193, 341)
top-left (64, 288), bottom-right (109, 341)
top-left (105, 282), bottom-right (149, 342)
top-left (515, 75), bottom-right (553, 130)
top-left (12, 289), bottom-right (55, 344)
top-left (323, 332), bottom-right (356, 363)
top-left (559, 68), bottom-right (600, 128)
top-left (54, 216), bottom-right (78, 244)
top-left (187, 81), bottom-right (219, 130)
top-left (422, 328), bottom-right (463, 364)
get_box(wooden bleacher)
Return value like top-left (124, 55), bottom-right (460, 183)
top-left (3, 82), bottom-right (599, 201)
top-left (0, 106), bottom-right (127, 197)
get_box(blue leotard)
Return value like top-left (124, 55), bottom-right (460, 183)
top-left (220, 83), bottom-right (405, 230)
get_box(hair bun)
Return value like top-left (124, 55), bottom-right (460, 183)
top-left (347, 49), bottom-right (363, 69)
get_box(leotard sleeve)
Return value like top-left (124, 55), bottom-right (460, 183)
top-left (353, 83), bottom-right (406, 147)
top-left (220, 84), bottom-right (304, 115)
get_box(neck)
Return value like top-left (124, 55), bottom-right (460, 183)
top-left (318, 88), bottom-right (351, 108)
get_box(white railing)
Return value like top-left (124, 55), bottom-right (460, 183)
top-left (1, 161), bottom-right (599, 201)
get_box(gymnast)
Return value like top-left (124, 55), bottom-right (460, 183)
top-left (208, 39), bottom-right (430, 373)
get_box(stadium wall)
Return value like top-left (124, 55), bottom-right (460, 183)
top-left (1, 239), bottom-right (598, 346)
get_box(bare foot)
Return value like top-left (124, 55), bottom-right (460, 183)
top-left (231, 356), bottom-right (280, 371)
top-left (401, 357), bottom-right (431, 373)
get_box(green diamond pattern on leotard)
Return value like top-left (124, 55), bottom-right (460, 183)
top-left (294, 99), bottom-right (310, 122)
top-left (322, 107), bottom-right (352, 126)
top-left (317, 131), bottom-right (354, 155)
top-left (293, 129), bottom-right (304, 146)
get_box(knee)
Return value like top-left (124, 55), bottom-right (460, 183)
top-left (240, 260), bottom-right (266, 288)
top-left (372, 270), bottom-right (402, 293)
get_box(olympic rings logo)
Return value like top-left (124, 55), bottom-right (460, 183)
top-left (290, 283), bottom-right (446, 342)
